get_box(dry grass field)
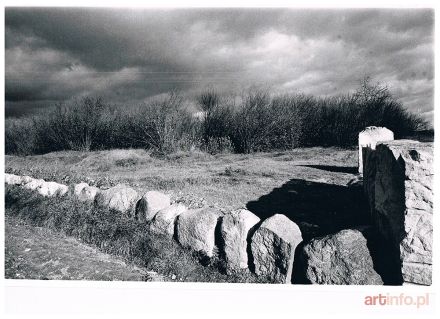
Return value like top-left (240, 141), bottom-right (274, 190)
top-left (5, 147), bottom-right (359, 211)
top-left (5, 146), bottom-right (371, 282)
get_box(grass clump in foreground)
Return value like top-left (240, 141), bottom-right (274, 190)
top-left (5, 185), bottom-right (265, 283)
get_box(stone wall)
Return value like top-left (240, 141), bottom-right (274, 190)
top-left (7, 134), bottom-right (433, 286)
top-left (5, 174), bottom-right (304, 283)
top-left (362, 139), bottom-right (433, 285)
top-left (5, 172), bottom-right (384, 285)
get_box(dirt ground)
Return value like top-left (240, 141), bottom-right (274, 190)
top-left (5, 215), bottom-right (165, 281)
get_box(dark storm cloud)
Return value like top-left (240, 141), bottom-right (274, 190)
top-left (5, 8), bottom-right (434, 123)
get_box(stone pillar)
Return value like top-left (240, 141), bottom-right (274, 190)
top-left (358, 126), bottom-right (394, 174)
top-left (374, 140), bottom-right (433, 285)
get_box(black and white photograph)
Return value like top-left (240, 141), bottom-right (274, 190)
top-left (1, 2), bottom-right (437, 317)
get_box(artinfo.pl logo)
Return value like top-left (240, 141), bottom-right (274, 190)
top-left (364, 293), bottom-right (430, 308)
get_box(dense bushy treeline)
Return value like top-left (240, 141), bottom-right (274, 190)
top-left (5, 80), bottom-right (427, 155)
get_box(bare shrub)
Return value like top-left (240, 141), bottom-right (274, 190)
top-left (269, 94), bottom-right (325, 149)
top-left (319, 78), bottom-right (427, 146)
top-left (197, 89), bottom-right (234, 148)
top-left (202, 136), bottom-right (234, 154)
top-left (31, 97), bottom-right (107, 153)
top-left (123, 92), bottom-right (201, 154)
top-left (4, 79), bottom-right (427, 155)
top-left (229, 89), bottom-right (280, 153)
top-left (5, 117), bottom-right (36, 155)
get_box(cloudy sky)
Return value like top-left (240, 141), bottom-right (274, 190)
top-left (5, 8), bottom-right (434, 123)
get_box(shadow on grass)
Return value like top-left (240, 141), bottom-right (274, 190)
top-left (298, 164), bottom-right (358, 174)
top-left (246, 178), bottom-right (370, 241)
top-left (247, 178), bottom-right (404, 285)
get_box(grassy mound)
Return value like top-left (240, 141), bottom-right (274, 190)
top-left (73, 149), bottom-right (152, 171)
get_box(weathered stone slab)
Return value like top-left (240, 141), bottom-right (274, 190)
top-left (373, 140), bottom-right (433, 285)
top-left (299, 229), bottom-right (383, 285)
top-left (176, 208), bottom-right (222, 257)
top-left (360, 127), bottom-right (394, 231)
top-left (250, 214), bottom-right (302, 283)
top-left (358, 126), bottom-right (394, 174)
top-left (150, 204), bottom-right (187, 237)
top-left (74, 182), bottom-right (100, 202)
top-left (220, 209), bottom-right (260, 271)
top-left (23, 178), bottom-right (45, 191)
top-left (5, 173), bottom-right (23, 185)
top-left (74, 183), bottom-right (89, 196)
top-left (38, 181), bottom-right (69, 197)
top-left (135, 191), bottom-right (171, 222)
top-left (94, 184), bottom-right (139, 214)
top-left (21, 176), bottom-right (34, 184)
top-left (402, 262), bottom-right (432, 285)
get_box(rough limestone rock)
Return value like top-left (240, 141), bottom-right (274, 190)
top-left (358, 126), bottom-right (394, 174)
top-left (299, 229), bottom-right (383, 285)
top-left (360, 127), bottom-right (395, 223)
top-left (5, 173), bottom-right (23, 185)
top-left (21, 176), bottom-right (34, 184)
top-left (251, 214), bottom-right (302, 283)
top-left (135, 191), bottom-right (171, 222)
top-left (74, 183), bottom-right (89, 196)
top-left (38, 181), bottom-right (69, 197)
top-left (150, 204), bottom-right (187, 237)
top-left (23, 178), bottom-right (45, 191)
top-left (220, 209), bottom-right (260, 271)
top-left (94, 184), bottom-right (139, 214)
top-left (176, 208), bottom-right (222, 257)
top-left (74, 183), bottom-right (100, 202)
top-left (374, 140), bottom-right (433, 285)
top-left (402, 262), bottom-right (432, 286)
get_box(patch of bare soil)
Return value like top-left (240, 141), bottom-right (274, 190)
top-left (5, 215), bottom-right (165, 282)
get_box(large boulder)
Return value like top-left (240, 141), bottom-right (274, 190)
top-left (373, 140), bottom-right (433, 285)
top-left (5, 173), bottom-right (23, 185)
top-left (4, 174), bottom-right (33, 186)
top-left (176, 208), bottom-right (222, 257)
top-left (149, 204), bottom-right (187, 237)
top-left (250, 214), bottom-right (302, 283)
top-left (74, 183), bottom-right (89, 196)
top-left (299, 229), bottom-right (383, 285)
top-left (135, 191), bottom-right (171, 222)
top-left (220, 209), bottom-right (260, 271)
top-left (358, 126), bottom-right (394, 174)
top-left (21, 176), bottom-right (34, 184)
top-left (94, 184), bottom-right (139, 214)
top-left (74, 182), bottom-right (100, 202)
top-left (38, 181), bottom-right (69, 197)
top-left (23, 178), bottom-right (45, 191)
